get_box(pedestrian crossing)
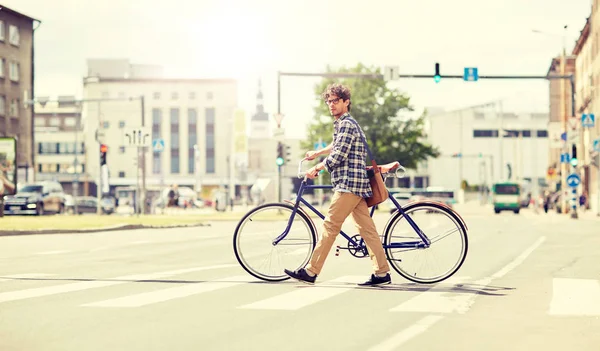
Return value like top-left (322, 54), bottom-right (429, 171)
top-left (1, 270), bottom-right (599, 316)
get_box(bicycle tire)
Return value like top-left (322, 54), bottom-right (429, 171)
top-left (233, 202), bottom-right (317, 282)
top-left (383, 202), bottom-right (468, 284)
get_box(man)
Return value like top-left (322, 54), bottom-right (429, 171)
top-left (284, 83), bottom-right (391, 286)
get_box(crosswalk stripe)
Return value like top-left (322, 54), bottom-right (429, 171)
top-left (82, 276), bottom-right (250, 308)
top-left (389, 276), bottom-right (473, 314)
top-left (367, 315), bottom-right (444, 351)
top-left (1, 273), bottom-right (55, 280)
top-left (0, 264), bottom-right (236, 304)
top-left (238, 276), bottom-right (363, 310)
top-left (548, 278), bottom-right (600, 316)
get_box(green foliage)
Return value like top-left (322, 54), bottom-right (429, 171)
top-left (301, 63), bottom-right (440, 170)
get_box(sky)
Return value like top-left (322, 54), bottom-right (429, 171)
top-left (6, 0), bottom-right (594, 138)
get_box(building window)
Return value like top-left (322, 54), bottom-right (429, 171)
top-left (119, 171), bottom-right (125, 178)
top-left (206, 92), bottom-right (214, 100)
top-left (103, 121), bottom-right (109, 129)
top-left (101, 91), bottom-right (109, 98)
top-left (188, 108), bottom-right (197, 174)
top-left (34, 118), bottom-right (46, 127)
top-left (119, 120), bottom-right (125, 128)
top-left (171, 92), bottom-right (178, 100)
top-left (118, 92), bottom-right (126, 98)
top-left (537, 130), bottom-right (548, 138)
top-left (8, 25), bottom-right (19, 46)
top-left (205, 107), bottom-right (215, 173)
top-left (64, 117), bottom-right (76, 127)
top-left (189, 92), bottom-right (196, 100)
top-left (473, 129), bottom-right (498, 138)
top-left (0, 96), bottom-right (5, 115)
top-left (0, 58), bottom-right (4, 78)
top-left (8, 61), bottom-right (18, 81)
top-left (170, 108), bottom-right (180, 173)
top-left (49, 117), bottom-right (60, 126)
top-left (152, 108), bottom-right (162, 174)
top-left (9, 99), bottom-right (18, 117)
top-left (119, 146), bottom-right (126, 154)
top-left (521, 130), bottom-right (531, 137)
top-left (153, 92), bottom-right (161, 100)
top-left (0, 21), bottom-right (4, 41)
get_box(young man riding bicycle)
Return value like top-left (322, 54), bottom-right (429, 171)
top-left (284, 83), bottom-right (392, 286)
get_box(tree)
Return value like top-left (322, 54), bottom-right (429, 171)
top-left (302, 63), bottom-right (440, 171)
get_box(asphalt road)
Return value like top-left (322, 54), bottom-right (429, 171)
top-left (0, 205), bottom-right (599, 351)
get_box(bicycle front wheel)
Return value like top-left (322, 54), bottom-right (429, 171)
top-left (233, 203), bottom-right (317, 282)
top-left (384, 202), bottom-right (468, 284)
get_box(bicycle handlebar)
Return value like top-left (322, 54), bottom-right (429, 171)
top-left (297, 159), bottom-right (407, 180)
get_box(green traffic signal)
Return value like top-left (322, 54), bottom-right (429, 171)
top-left (276, 157), bottom-right (284, 166)
top-left (434, 75), bottom-right (441, 83)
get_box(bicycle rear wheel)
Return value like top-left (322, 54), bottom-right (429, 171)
top-left (233, 203), bottom-right (317, 282)
top-left (383, 202), bottom-right (468, 284)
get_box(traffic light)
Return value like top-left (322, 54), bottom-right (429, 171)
top-left (276, 142), bottom-right (284, 166)
top-left (100, 144), bottom-right (108, 166)
top-left (434, 62), bottom-right (441, 83)
top-left (570, 144), bottom-right (578, 167)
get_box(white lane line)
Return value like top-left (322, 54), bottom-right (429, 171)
top-left (0, 264), bottom-right (236, 304)
top-left (239, 276), bottom-right (363, 310)
top-left (548, 278), bottom-right (600, 316)
top-left (83, 276), bottom-right (249, 308)
top-left (367, 315), bottom-right (444, 351)
top-left (389, 276), bottom-right (472, 313)
top-left (0, 273), bottom-right (55, 280)
top-left (35, 250), bottom-right (72, 255)
top-left (379, 237), bottom-right (546, 349)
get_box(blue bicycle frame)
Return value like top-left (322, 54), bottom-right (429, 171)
top-left (272, 177), bottom-right (431, 250)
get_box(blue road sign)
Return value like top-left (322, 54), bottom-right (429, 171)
top-left (560, 153), bottom-right (571, 164)
top-left (582, 113), bottom-right (595, 128)
top-left (593, 138), bottom-right (600, 152)
top-left (463, 67), bottom-right (479, 82)
top-left (566, 173), bottom-right (581, 188)
top-left (314, 141), bottom-right (327, 150)
top-left (560, 132), bottom-right (567, 141)
top-left (152, 138), bottom-right (165, 152)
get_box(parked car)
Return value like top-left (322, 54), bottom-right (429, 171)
top-left (381, 192), bottom-right (413, 214)
top-left (69, 196), bottom-right (115, 215)
top-left (3, 181), bottom-right (66, 215)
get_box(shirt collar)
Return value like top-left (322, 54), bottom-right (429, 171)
top-left (334, 112), bottom-right (351, 125)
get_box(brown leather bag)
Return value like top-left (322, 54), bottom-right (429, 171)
top-left (349, 119), bottom-right (389, 207)
top-left (366, 160), bottom-right (388, 207)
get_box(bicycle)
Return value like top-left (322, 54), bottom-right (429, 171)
top-left (233, 159), bottom-right (469, 284)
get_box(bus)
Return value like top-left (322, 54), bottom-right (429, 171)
top-left (492, 182), bottom-right (521, 214)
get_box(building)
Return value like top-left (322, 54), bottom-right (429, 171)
top-left (546, 55), bottom-right (576, 179)
top-left (80, 59), bottom-right (240, 208)
top-left (33, 96), bottom-right (86, 195)
top-left (0, 5), bottom-right (40, 182)
top-left (426, 107), bottom-right (550, 198)
top-left (570, 12), bottom-right (600, 214)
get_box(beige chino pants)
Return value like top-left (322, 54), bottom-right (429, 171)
top-left (306, 191), bottom-right (390, 276)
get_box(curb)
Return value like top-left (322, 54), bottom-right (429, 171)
top-left (0, 222), bottom-right (211, 237)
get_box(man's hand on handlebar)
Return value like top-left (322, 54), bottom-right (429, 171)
top-left (304, 150), bottom-right (319, 161)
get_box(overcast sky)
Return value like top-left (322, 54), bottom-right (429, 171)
top-left (6, 0), bottom-right (593, 138)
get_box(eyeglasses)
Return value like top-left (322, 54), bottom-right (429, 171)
top-left (325, 97), bottom-right (342, 105)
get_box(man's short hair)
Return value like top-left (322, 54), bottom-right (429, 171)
top-left (322, 83), bottom-right (352, 112)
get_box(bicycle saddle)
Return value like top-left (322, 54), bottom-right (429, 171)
top-left (366, 161), bottom-right (400, 174)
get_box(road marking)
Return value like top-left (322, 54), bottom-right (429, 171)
top-left (384, 237), bottom-right (546, 347)
top-left (0, 264), bottom-right (236, 304)
top-left (367, 315), bottom-right (444, 351)
top-left (0, 273), bottom-right (55, 280)
top-left (239, 276), bottom-right (362, 310)
top-left (35, 250), bottom-right (72, 255)
top-left (548, 278), bottom-right (600, 316)
top-left (491, 236), bottom-right (546, 279)
top-left (389, 276), bottom-right (472, 313)
top-left (83, 276), bottom-right (249, 308)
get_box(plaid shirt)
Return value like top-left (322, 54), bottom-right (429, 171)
top-left (323, 113), bottom-right (372, 198)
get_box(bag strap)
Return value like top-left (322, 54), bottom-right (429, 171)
top-left (346, 118), bottom-right (376, 163)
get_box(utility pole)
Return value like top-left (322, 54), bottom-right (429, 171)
top-left (140, 96), bottom-right (147, 215)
